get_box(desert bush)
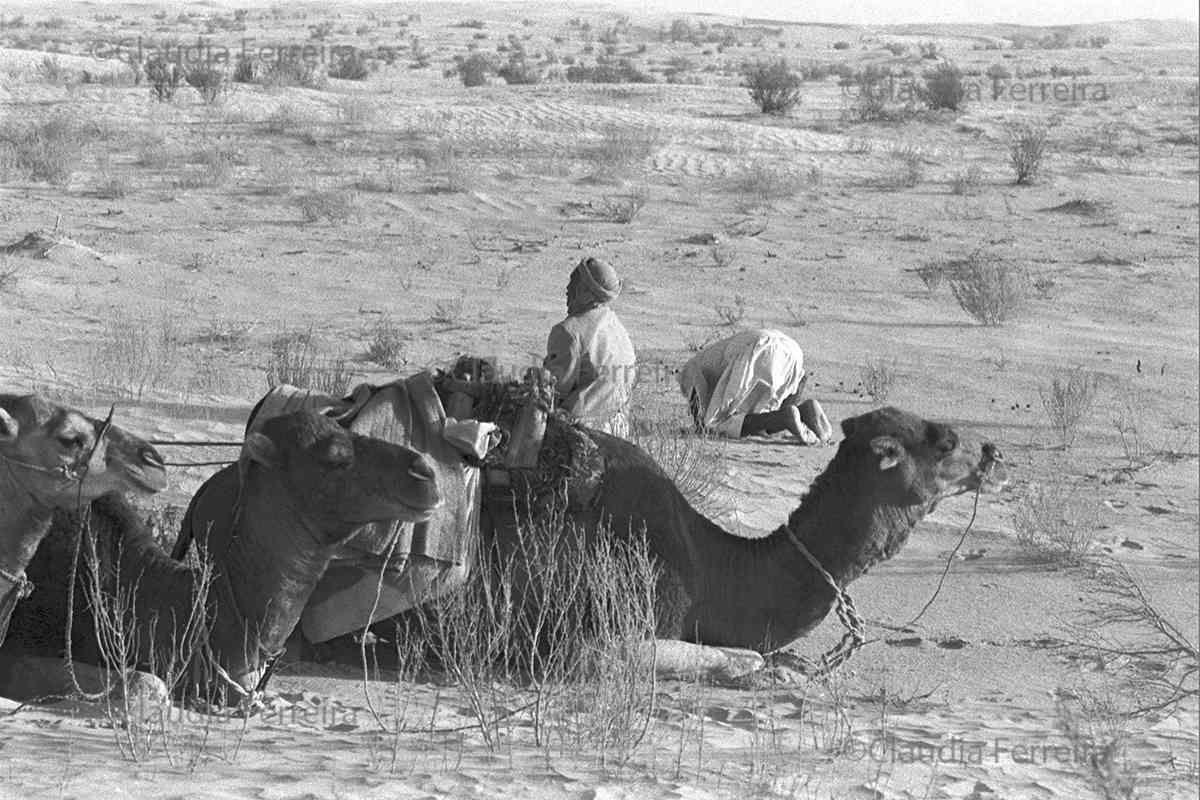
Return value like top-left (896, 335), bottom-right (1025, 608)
top-left (565, 58), bottom-right (651, 83)
top-left (295, 188), bottom-right (360, 222)
top-left (431, 294), bottom-right (466, 324)
top-left (264, 103), bottom-right (321, 142)
top-left (496, 52), bottom-right (540, 85)
top-left (413, 139), bottom-right (471, 192)
top-left (597, 189), bottom-right (647, 223)
top-left (917, 61), bottom-right (968, 110)
top-left (714, 294), bottom-right (747, 326)
top-left (832, 40), bottom-right (850, 50)
top-left (1007, 121), bottom-right (1049, 184)
top-left (174, 144), bottom-right (236, 189)
top-left (93, 309), bottom-right (182, 400)
top-left (0, 112), bottom-right (86, 185)
top-left (842, 64), bottom-right (894, 121)
top-left (883, 143), bottom-right (925, 188)
top-left (1039, 367), bottom-right (1100, 448)
top-left (364, 318), bottom-right (408, 369)
top-left (950, 163), bottom-right (984, 195)
top-left (265, 329), bottom-right (353, 395)
top-left (410, 507), bottom-right (658, 757)
top-left (184, 63), bottom-right (228, 103)
top-left (728, 159), bottom-right (805, 207)
top-left (860, 357), bottom-right (898, 402)
top-left (580, 126), bottom-right (659, 181)
top-left (1013, 482), bottom-right (1099, 563)
top-left (883, 42), bottom-right (907, 56)
top-left (946, 252), bottom-right (1031, 325)
top-left (37, 54), bottom-right (67, 83)
top-left (986, 63), bottom-right (1011, 80)
top-left (0, 257), bottom-right (22, 291)
top-left (328, 49), bottom-right (370, 80)
top-left (336, 96), bottom-right (378, 126)
top-left (453, 53), bottom-right (498, 86)
top-left (918, 40), bottom-right (942, 59)
top-left (144, 56), bottom-right (182, 101)
top-left (234, 54), bottom-right (327, 89)
top-left (742, 58), bottom-right (802, 114)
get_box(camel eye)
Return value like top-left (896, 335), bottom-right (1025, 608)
top-left (321, 441), bottom-right (353, 468)
top-left (57, 434), bottom-right (84, 450)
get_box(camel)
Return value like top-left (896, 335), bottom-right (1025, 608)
top-left (0, 393), bottom-right (168, 643)
top-left (545, 405), bottom-right (1006, 652)
top-left (0, 410), bottom-right (442, 704)
top-left (465, 401), bottom-right (1007, 654)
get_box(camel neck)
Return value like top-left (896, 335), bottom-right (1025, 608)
top-left (218, 471), bottom-right (334, 655)
top-left (0, 469), bottom-right (57, 587)
top-left (775, 462), bottom-right (929, 586)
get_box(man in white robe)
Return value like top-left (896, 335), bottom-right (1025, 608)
top-left (678, 329), bottom-right (831, 443)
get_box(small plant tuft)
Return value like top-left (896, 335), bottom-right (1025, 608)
top-left (742, 58), bottom-right (802, 114)
top-left (946, 252), bottom-right (1031, 325)
top-left (1007, 121), bottom-right (1049, 185)
top-left (1039, 367), bottom-right (1101, 448)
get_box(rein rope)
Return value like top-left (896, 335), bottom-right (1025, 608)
top-left (777, 529), bottom-right (867, 679)
top-left (775, 446), bottom-right (1003, 679)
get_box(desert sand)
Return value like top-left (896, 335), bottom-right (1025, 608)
top-left (0, 2), bottom-right (1196, 798)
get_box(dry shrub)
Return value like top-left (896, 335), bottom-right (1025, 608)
top-left (364, 318), bottom-right (408, 369)
top-left (742, 58), bottom-right (802, 114)
top-left (174, 145), bottom-right (236, 189)
top-left (1039, 367), bottom-right (1100, 448)
top-left (90, 309), bottom-right (182, 400)
top-left (265, 329), bottom-right (353, 395)
top-left (0, 112), bottom-right (88, 185)
top-left (728, 159), bottom-right (805, 207)
top-left (257, 151), bottom-right (294, 195)
top-left (413, 139), bottom-right (472, 192)
top-left (946, 252), bottom-right (1031, 325)
top-left (1008, 121), bottom-right (1049, 184)
top-left (336, 95), bottom-right (378, 125)
top-left (880, 143), bottom-right (925, 189)
top-left (264, 103), bottom-right (322, 142)
top-left (0, 257), bottom-right (22, 291)
top-left (409, 507), bottom-right (659, 759)
top-left (1013, 481), bottom-right (1099, 564)
top-left (598, 187), bottom-right (647, 223)
top-left (860, 357), bottom-right (898, 402)
top-left (580, 126), bottom-right (661, 182)
top-left (295, 188), bottom-right (360, 222)
top-left (950, 163), bottom-right (983, 195)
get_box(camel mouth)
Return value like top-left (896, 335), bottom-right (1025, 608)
top-left (126, 466), bottom-right (169, 494)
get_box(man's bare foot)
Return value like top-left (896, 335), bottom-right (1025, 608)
top-left (784, 405), bottom-right (821, 445)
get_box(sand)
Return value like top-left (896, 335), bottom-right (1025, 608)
top-left (0, 2), bottom-right (1196, 797)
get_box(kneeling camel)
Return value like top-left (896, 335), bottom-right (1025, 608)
top-left (1, 410), bottom-right (441, 703)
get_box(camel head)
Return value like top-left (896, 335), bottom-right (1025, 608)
top-left (0, 393), bottom-right (167, 508)
top-left (837, 406), bottom-right (1006, 509)
top-left (240, 410), bottom-right (442, 545)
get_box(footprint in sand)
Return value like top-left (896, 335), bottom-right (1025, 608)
top-left (885, 636), bottom-right (924, 648)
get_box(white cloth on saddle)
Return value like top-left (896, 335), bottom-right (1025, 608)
top-left (678, 329), bottom-right (806, 437)
top-left (244, 375), bottom-right (483, 643)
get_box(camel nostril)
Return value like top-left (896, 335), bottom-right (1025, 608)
top-left (141, 447), bottom-right (165, 467)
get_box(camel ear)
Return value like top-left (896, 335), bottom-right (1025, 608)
top-left (870, 436), bottom-right (905, 471)
top-left (242, 433), bottom-right (283, 469)
top-left (0, 408), bottom-right (18, 443)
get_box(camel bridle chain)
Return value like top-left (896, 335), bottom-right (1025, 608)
top-left (779, 529), bottom-right (867, 678)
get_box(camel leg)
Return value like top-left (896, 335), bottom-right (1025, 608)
top-left (0, 653), bottom-right (168, 708)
